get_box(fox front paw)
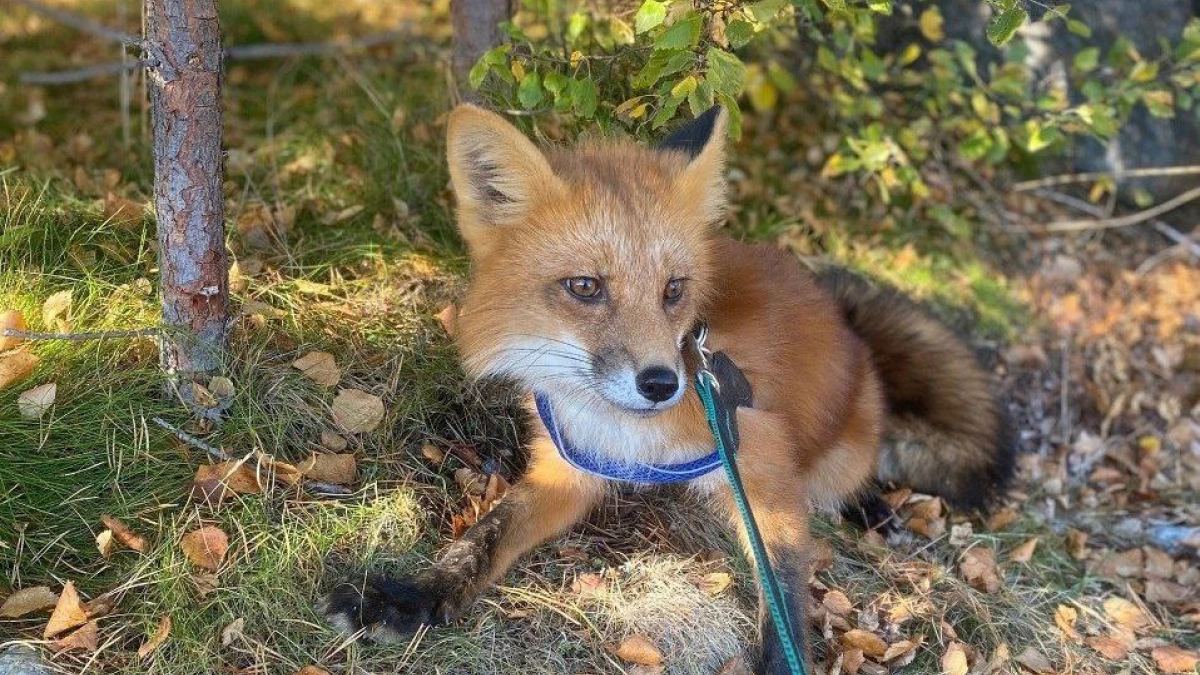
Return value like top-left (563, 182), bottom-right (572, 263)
top-left (319, 574), bottom-right (462, 643)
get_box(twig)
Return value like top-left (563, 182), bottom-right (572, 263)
top-left (1, 327), bottom-right (159, 341)
top-left (1042, 185), bottom-right (1200, 232)
top-left (20, 31), bottom-right (407, 86)
top-left (1013, 165), bottom-right (1200, 191)
top-left (150, 417), bottom-right (354, 496)
top-left (10, 0), bottom-right (142, 48)
top-left (1030, 188), bottom-right (1200, 258)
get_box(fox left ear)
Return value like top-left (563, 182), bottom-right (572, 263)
top-left (659, 106), bottom-right (729, 225)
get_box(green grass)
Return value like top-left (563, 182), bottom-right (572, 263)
top-left (3, 2), bottom-right (1193, 675)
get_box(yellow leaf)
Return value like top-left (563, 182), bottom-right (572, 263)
top-left (0, 350), bottom-right (39, 391)
top-left (1151, 646), bottom-right (1198, 673)
top-left (919, 7), bottom-right (945, 42)
top-left (1103, 597), bottom-right (1149, 632)
top-left (42, 289), bottom-right (72, 332)
top-left (840, 629), bottom-right (887, 658)
top-left (1054, 604), bottom-right (1080, 641)
top-left (941, 641), bottom-right (968, 675)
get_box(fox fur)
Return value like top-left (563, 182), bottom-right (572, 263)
top-left (322, 105), bottom-right (1016, 673)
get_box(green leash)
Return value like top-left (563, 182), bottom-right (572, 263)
top-left (690, 330), bottom-right (808, 675)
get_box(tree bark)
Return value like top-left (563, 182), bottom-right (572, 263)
top-left (451, 0), bottom-right (514, 102)
top-left (145, 0), bottom-right (228, 376)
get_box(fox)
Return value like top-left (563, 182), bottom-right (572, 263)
top-left (322, 104), bottom-right (1016, 673)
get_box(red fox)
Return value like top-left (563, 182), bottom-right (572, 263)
top-left (323, 105), bottom-right (1015, 673)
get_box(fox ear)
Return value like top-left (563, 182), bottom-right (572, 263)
top-left (660, 106), bottom-right (729, 224)
top-left (446, 105), bottom-right (562, 250)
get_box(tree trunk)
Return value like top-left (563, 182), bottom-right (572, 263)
top-left (145, 0), bottom-right (228, 377)
top-left (451, 0), bottom-right (514, 102)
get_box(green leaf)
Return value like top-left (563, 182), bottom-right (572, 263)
top-left (748, 0), bottom-right (787, 22)
top-left (633, 49), bottom-right (694, 90)
top-left (567, 12), bottom-right (589, 40)
top-left (518, 72), bottom-right (543, 109)
top-left (610, 17), bottom-right (635, 45)
top-left (687, 77), bottom-right (715, 118)
top-left (543, 71), bottom-right (568, 95)
top-left (652, 94), bottom-right (685, 128)
top-left (726, 20), bottom-right (755, 48)
top-left (1128, 61), bottom-right (1159, 83)
top-left (655, 13), bottom-right (702, 49)
top-left (715, 92), bottom-right (742, 139)
top-left (958, 127), bottom-right (993, 160)
top-left (671, 75), bottom-right (699, 99)
top-left (986, 7), bottom-right (1028, 46)
top-left (866, 0), bottom-right (892, 14)
top-left (821, 0), bottom-right (847, 12)
top-left (634, 0), bottom-right (668, 34)
top-left (706, 47), bottom-right (746, 98)
top-left (468, 59), bottom-right (490, 90)
top-left (1072, 47), bottom-right (1099, 74)
top-left (570, 78), bottom-right (598, 117)
top-left (1066, 19), bottom-right (1092, 38)
top-left (1142, 89), bottom-right (1175, 118)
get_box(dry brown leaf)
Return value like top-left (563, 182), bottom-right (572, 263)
top-left (100, 515), bottom-right (148, 553)
top-left (18, 382), bottom-right (56, 419)
top-left (1151, 646), bottom-right (1199, 673)
top-left (1146, 579), bottom-right (1191, 604)
top-left (960, 547), bottom-right (1001, 593)
top-left (1086, 635), bottom-right (1130, 661)
top-left (907, 495), bottom-right (944, 520)
top-left (96, 529), bottom-right (115, 557)
top-left (941, 641), bottom-right (969, 675)
top-left (612, 634), bottom-right (663, 666)
top-left (192, 461), bottom-right (262, 505)
top-left (483, 472), bottom-right (509, 509)
top-left (0, 309), bottom-right (27, 350)
top-left (53, 620), bottom-right (98, 653)
top-left (822, 589), bottom-right (853, 617)
top-left (103, 193), bottom-right (145, 227)
top-left (842, 648), bottom-right (865, 674)
top-left (0, 586), bottom-right (58, 617)
top-left (292, 351), bottom-right (340, 387)
top-left (0, 350), bottom-right (39, 391)
top-left (220, 617), bottom-right (245, 646)
top-left (298, 453), bottom-right (357, 485)
top-left (42, 290), bottom-right (72, 332)
top-left (44, 581), bottom-right (88, 638)
top-left (294, 668), bottom-right (332, 675)
top-left (907, 516), bottom-right (946, 539)
top-left (320, 430), bottom-right (347, 451)
top-left (1144, 547), bottom-right (1175, 579)
top-left (1054, 604), bottom-right (1080, 641)
top-left (436, 304), bottom-right (458, 336)
top-left (208, 376), bottom-right (235, 399)
top-left (700, 572), bottom-right (733, 596)
top-left (986, 508), bottom-right (1018, 531)
top-left (83, 595), bottom-right (115, 619)
top-left (181, 526), bottom-right (229, 571)
top-left (1103, 597), bottom-right (1150, 632)
top-left (257, 453), bottom-right (303, 486)
top-left (420, 443), bottom-right (445, 464)
top-left (1008, 537), bottom-right (1039, 563)
top-left (331, 388), bottom-right (385, 433)
top-left (1095, 548), bottom-right (1144, 579)
top-left (1014, 646), bottom-right (1053, 673)
top-left (1065, 529), bottom-right (1089, 560)
top-left (840, 629), bottom-right (887, 658)
top-left (882, 640), bottom-right (918, 663)
top-left (191, 572), bottom-right (219, 598)
top-left (572, 572), bottom-right (605, 595)
top-left (137, 615), bottom-right (171, 658)
top-left (716, 657), bottom-right (754, 675)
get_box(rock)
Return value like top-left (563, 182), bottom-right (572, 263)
top-left (0, 645), bottom-right (52, 675)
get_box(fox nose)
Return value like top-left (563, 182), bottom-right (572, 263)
top-left (636, 367), bottom-right (679, 403)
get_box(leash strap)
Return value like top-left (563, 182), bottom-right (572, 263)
top-left (692, 340), bottom-right (808, 675)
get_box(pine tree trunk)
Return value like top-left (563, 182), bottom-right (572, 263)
top-left (451, 0), bottom-right (513, 102)
top-left (145, 0), bottom-right (228, 377)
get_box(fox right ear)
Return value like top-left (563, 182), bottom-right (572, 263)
top-left (446, 105), bottom-right (562, 250)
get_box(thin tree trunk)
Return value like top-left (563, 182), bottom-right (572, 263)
top-left (451, 0), bottom-right (513, 102)
top-left (145, 0), bottom-right (228, 377)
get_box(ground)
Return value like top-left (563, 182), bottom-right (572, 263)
top-left (0, 1), bottom-right (1198, 674)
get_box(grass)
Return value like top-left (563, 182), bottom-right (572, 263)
top-left (1, 1), bottom-right (1196, 675)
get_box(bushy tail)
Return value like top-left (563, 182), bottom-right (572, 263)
top-left (816, 267), bottom-right (1016, 510)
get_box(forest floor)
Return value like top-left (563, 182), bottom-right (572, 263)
top-left (0, 1), bottom-right (1197, 674)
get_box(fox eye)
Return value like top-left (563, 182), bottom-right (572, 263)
top-left (664, 278), bottom-right (684, 303)
top-left (564, 276), bottom-right (603, 300)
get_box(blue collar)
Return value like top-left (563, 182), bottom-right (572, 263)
top-left (534, 392), bottom-right (723, 484)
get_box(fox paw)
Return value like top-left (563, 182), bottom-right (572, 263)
top-left (319, 574), bottom-right (457, 643)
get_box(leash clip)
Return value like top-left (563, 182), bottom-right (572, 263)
top-left (685, 321), bottom-right (713, 375)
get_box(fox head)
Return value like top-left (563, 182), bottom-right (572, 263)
top-left (447, 105), bottom-right (728, 417)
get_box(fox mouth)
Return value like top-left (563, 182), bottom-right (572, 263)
top-left (601, 389), bottom-right (686, 418)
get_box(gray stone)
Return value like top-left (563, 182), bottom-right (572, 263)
top-left (0, 645), bottom-right (52, 675)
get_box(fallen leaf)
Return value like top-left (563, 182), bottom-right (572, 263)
top-left (298, 453), bottom-right (357, 485)
top-left (612, 634), bottom-right (663, 666)
top-left (1151, 646), bottom-right (1199, 673)
top-left (986, 508), bottom-right (1018, 531)
top-left (1086, 635), bottom-right (1130, 661)
top-left (103, 193), bottom-right (145, 227)
top-left (320, 430), bottom-right (347, 451)
top-left (331, 388), bottom-right (385, 433)
top-left (258, 453), bottom-right (302, 486)
top-left (941, 641), bottom-right (969, 675)
top-left (907, 496), bottom-right (944, 520)
top-left (842, 648), bottom-right (865, 674)
top-left (53, 620), bottom-right (98, 653)
top-left (0, 309), bottom-right (27, 350)
top-left (1146, 579), bottom-right (1191, 604)
top-left (882, 640), bottom-right (918, 663)
top-left (716, 657), bottom-right (754, 675)
top-left (1054, 604), bottom-right (1080, 641)
top-left (221, 617), bottom-right (245, 646)
top-left (181, 526), bottom-right (229, 571)
top-left (208, 376), bottom-right (235, 399)
top-left (192, 461), bottom-right (262, 504)
top-left (1009, 537), bottom-right (1039, 563)
top-left (436, 304), bottom-right (458, 336)
top-left (1065, 529), bottom-right (1089, 560)
top-left (1095, 548), bottom-right (1144, 579)
top-left (293, 351), bottom-right (340, 387)
top-left (42, 290), bottom-right (72, 332)
top-left (960, 547), bottom-right (1001, 593)
top-left (83, 595), bottom-right (115, 618)
top-left (572, 572), bottom-right (605, 595)
top-left (137, 615), bottom-right (171, 658)
top-left (294, 668), bottom-right (332, 675)
top-left (191, 572), bottom-right (219, 597)
top-left (96, 529), bottom-right (115, 557)
top-left (0, 586), bottom-right (58, 617)
top-left (1143, 547), bottom-right (1175, 579)
top-left (100, 515), bottom-right (148, 553)
top-left (0, 350), bottom-right (39, 391)
top-left (907, 516), bottom-right (946, 539)
top-left (420, 443), bottom-right (445, 464)
top-left (482, 472), bottom-right (509, 508)
top-left (823, 589), bottom-right (853, 616)
top-left (840, 629), bottom-right (887, 658)
top-left (44, 581), bottom-right (88, 638)
top-left (18, 382), bottom-right (56, 419)
top-left (700, 572), bottom-right (733, 596)
top-left (1014, 646), bottom-right (1053, 673)
top-left (1103, 597), bottom-right (1149, 632)
top-left (949, 522), bottom-right (974, 547)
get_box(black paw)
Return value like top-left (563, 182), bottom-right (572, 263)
top-left (319, 574), bottom-right (453, 643)
top-left (841, 489), bottom-right (900, 538)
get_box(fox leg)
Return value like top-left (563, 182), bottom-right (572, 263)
top-left (322, 437), bottom-right (605, 641)
top-left (712, 408), bottom-right (813, 675)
